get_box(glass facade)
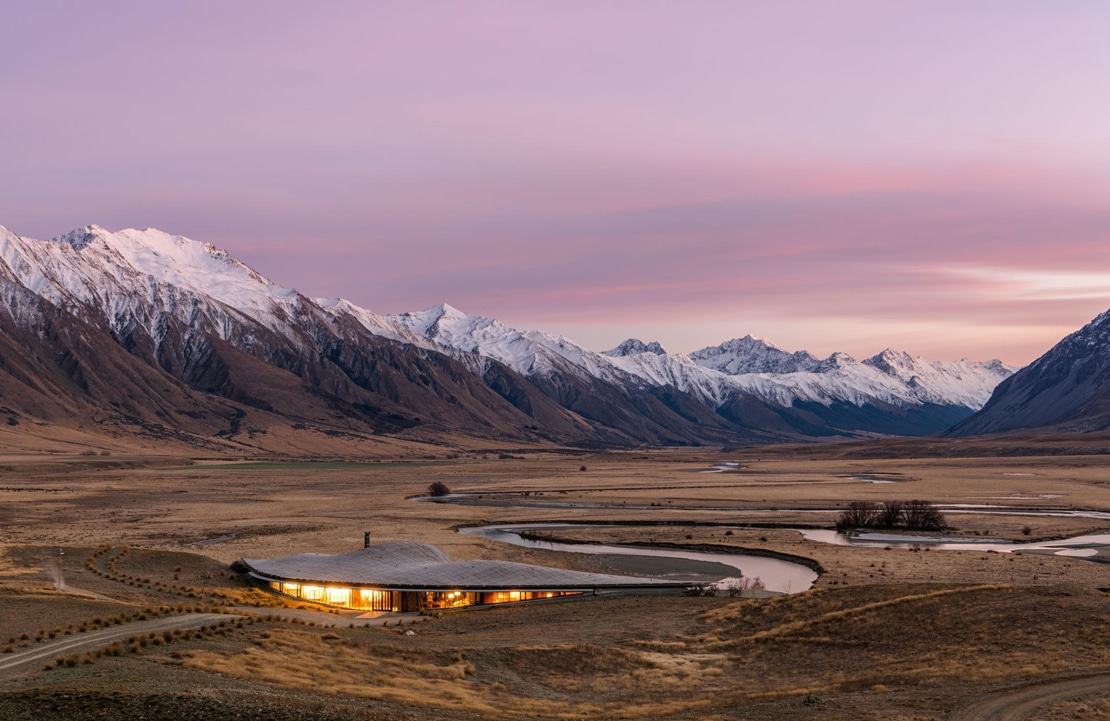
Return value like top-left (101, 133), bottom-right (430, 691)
top-left (266, 581), bottom-right (582, 611)
top-left (269, 581), bottom-right (400, 611)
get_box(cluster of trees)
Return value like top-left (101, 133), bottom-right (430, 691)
top-left (835, 500), bottom-right (947, 531)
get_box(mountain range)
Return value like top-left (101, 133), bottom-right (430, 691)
top-left (0, 224), bottom-right (1020, 453)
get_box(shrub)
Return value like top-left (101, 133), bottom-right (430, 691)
top-left (903, 500), bottom-right (947, 531)
top-left (427, 481), bottom-right (451, 497)
top-left (836, 501), bottom-right (879, 530)
top-left (878, 500), bottom-right (904, 528)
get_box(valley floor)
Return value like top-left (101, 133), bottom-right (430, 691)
top-left (1, 442), bottom-right (1110, 719)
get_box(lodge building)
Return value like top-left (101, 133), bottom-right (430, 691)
top-left (242, 540), bottom-right (685, 612)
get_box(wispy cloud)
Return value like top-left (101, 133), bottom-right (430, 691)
top-left (3, 2), bottom-right (1110, 364)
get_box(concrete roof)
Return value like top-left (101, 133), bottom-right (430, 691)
top-left (243, 541), bottom-right (686, 591)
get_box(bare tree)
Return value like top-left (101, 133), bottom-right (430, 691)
top-left (836, 501), bottom-right (879, 530)
top-left (902, 500), bottom-right (946, 531)
top-left (877, 500), bottom-right (904, 528)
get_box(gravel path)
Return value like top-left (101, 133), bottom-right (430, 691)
top-left (949, 673), bottom-right (1110, 720)
top-left (0, 613), bottom-right (240, 679)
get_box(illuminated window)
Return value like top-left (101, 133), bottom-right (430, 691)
top-left (300, 585), bottom-right (325, 601)
top-left (325, 587), bottom-right (351, 606)
top-left (358, 589), bottom-right (393, 611)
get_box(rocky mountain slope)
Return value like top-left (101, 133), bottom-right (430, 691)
top-left (0, 224), bottom-right (1017, 450)
top-left (948, 309), bottom-right (1110, 435)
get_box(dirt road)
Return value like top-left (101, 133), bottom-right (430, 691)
top-left (0, 613), bottom-right (240, 679)
top-left (949, 673), bottom-right (1110, 720)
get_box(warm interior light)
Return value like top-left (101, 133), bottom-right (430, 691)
top-left (300, 585), bottom-right (325, 601)
top-left (325, 586), bottom-right (351, 605)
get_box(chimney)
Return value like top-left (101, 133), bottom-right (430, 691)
top-left (364, 531), bottom-right (371, 549)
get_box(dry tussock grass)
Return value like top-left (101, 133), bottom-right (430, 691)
top-left (179, 583), bottom-right (1110, 717)
top-left (702, 584), bottom-right (1003, 640)
top-left (185, 629), bottom-right (719, 718)
top-left (0, 581), bottom-right (59, 596)
top-left (686, 583), bottom-right (1110, 694)
top-left (186, 629), bottom-right (497, 714)
top-left (0, 545), bottom-right (34, 579)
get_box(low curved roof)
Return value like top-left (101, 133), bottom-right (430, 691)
top-left (243, 541), bottom-right (685, 591)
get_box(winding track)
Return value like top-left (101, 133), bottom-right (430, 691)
top-left (0, 613), bottom-right (240, 679)
top-left (948, 673), bottom-right (1110, 720)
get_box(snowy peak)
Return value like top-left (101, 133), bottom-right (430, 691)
top-left (863, 348), bottom-right (916, 378)
top-left (391, 304), bottom-right (510, 351)
top-left (314, 297), bottom-right (436, 348)
top-left (1052, 309), bottom-right (1110, 354)
top-left (56, 225), bottom-right (274, 287)
top-left (0, 225), bottom-right (309, 348)
top-left (604, 339), bottom-right (667, 357)
top-left (817, 351), bottom-right (857, 372)
top-left (58, 224), bottom-right (105, 250)
top-left (689, 334), bottom-right (821, 374)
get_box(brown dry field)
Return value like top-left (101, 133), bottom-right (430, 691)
top-left (1, 441), bottom-right (1110, 719)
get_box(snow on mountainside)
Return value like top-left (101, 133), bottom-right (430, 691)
top-left (0, 224), bottom-right (308, 345)
top-left (391, 302), bottom-right (1016, 413)
top-left (314, 297), bottom-right (435, 349)
top-left (0, 225), bottom-right (429, 352)
top-left (390, 304), bottom-right (630, 384)
top-left (606, 341), bottom-right (1014, 411)
top-left (0, 224), bottom-right (615, 447)
top-left (861, 349), bottom-right (1014, 409)
top-left (689, 335), bottom-right (821, 374)
top-left (0, 224), bottom-right (1017, 441)
top-left (604, 339), bottom-right (667, 357)
top-left (687, 336), bottom-right (1013, 409)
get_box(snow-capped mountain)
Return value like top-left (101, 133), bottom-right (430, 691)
top-left (388, 303), bottom-right (1016, 432)
top-left (387, 301), bottom-right (1013, 413)
top-left (0, 225), bottom-right (607, 448)
top-left (949, 310), bottom-right (1110, 435)
top-left (0, 224), bottom-right (302, 341)
top-left (0, 224), bottom-right (1020, 448)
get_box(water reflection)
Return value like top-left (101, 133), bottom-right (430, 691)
top-left (800, 528), bottom-right (1110, 557)
top-left (460, 523), bottom-right (817, 595)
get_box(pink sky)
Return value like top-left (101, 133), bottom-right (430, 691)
top-left (3, 1), bottom-right (1110, 365)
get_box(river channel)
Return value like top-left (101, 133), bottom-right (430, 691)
top-left (432, 493), bottom-right (1110, 596)
top-left (460, 523), bottom-right (819, 594)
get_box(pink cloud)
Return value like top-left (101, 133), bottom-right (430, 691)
top-left (3, 2), bottom-right (1110, 365)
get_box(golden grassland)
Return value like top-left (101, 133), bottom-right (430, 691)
top-left (1, 443), bottom-right (1109, 719)
top-left (176, 583), bottom-right (1110, 719)
top-left (3, 446), bottom-right (1110, 555)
